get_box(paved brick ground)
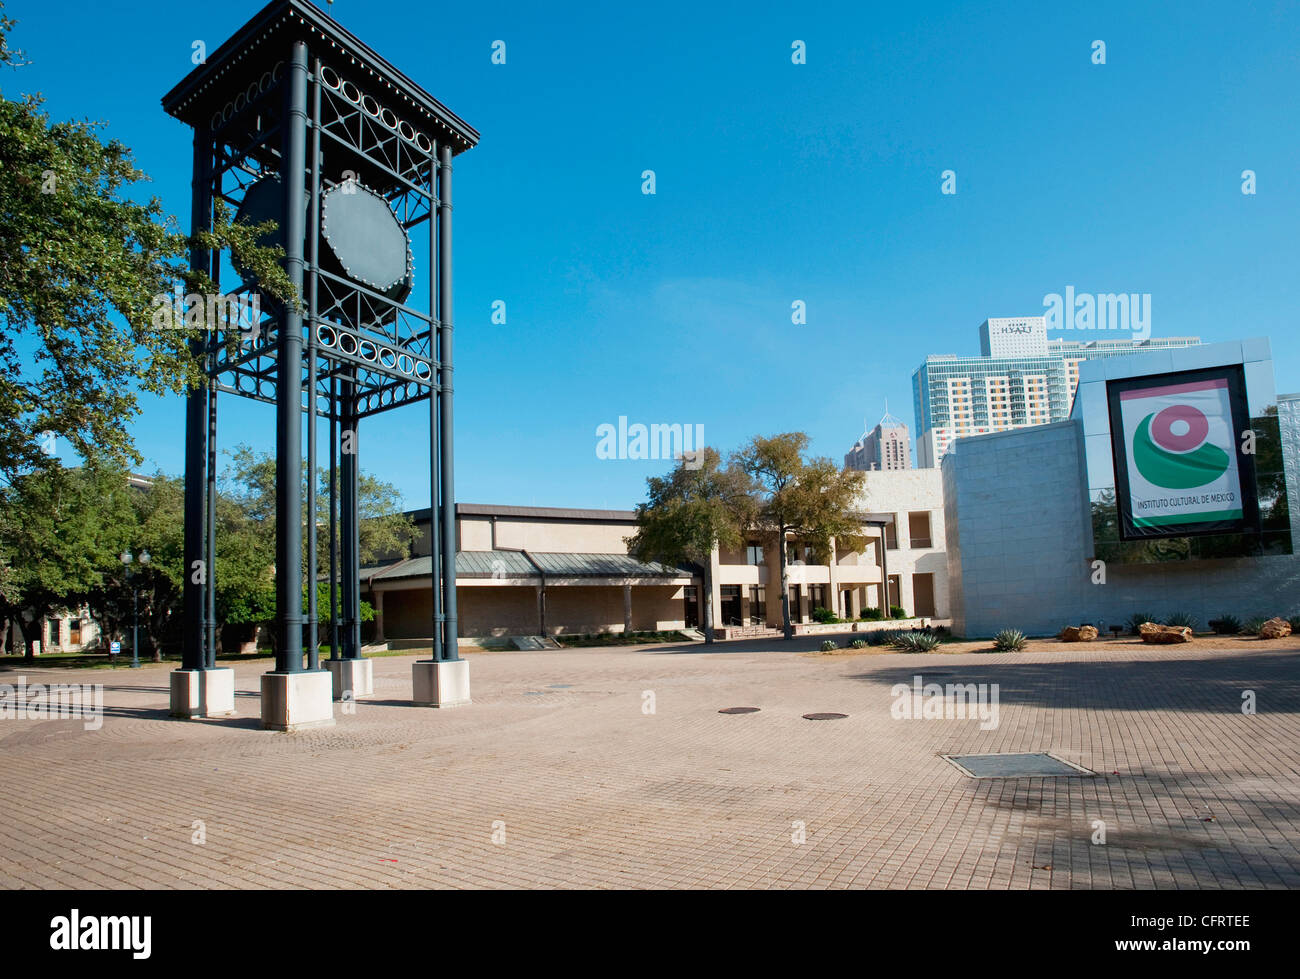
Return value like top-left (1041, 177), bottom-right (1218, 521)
top-left (1, 635), bottom-right (1298, 889)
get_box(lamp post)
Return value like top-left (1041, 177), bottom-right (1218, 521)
top-left (119, 549), bottom-right (151, 669)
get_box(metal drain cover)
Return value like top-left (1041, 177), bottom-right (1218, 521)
top-left (718, 707), bottom-right (760, 714)
top-left (548, 684), bottom-right (573, 689)
top-left (944, 752), bottom-right (1093, 778)
top-left (803, 712), bottom-right (848, 720)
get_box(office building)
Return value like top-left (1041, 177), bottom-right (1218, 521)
top-left (845, 408), bottom-right (911, 471)
top-left (915, 318), bottom-right (1202, 467)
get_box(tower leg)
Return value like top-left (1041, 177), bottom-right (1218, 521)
top-left (264, 38), bottom-right (330, 730)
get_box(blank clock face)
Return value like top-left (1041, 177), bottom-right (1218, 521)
top-left (320, 182), bottom-right (412, 301)
top-left (233, 174), bottom-right (413, 312)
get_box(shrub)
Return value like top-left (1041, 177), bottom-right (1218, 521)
top-left (1289, 616), bottom-right (1300, 634)
top-left (865, 628), bottom-right (903, 647)
top-left (1209, 614), bottom-right (1242, 635)
top-left (992, 628), bottom-right (1027, 652)
top-left (1241, 616), bottom-right (1267, 636)
top-left (859, 607), bottom-right (884, 621)
top-left (889, 605), bottom-right (908, 619)
top-left (819, 639), bottom-right (839, 652)
top-left (890, 631), bottom-right (941, 652)
top-left (811, 606), bottom-right (838, 624)
top-left (1126, 612), bottom-right (1156, 636)
top-left (849, 639), bottom-right (868, 649)
top-left (1163, 611), bottom-right (1197, 631)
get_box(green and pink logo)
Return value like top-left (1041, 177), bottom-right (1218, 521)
top-left (1132, 401), bottom-right (1230, 489)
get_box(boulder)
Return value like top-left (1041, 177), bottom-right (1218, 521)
top-left (1258, 617), bottom-right (1293, 639)
top-left (1059, 625), bottom-right (1099, 642)
top-left (1138, 621), bottom-right (1192, 644)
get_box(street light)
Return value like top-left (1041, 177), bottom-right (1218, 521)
top-left (120, 549), bottom-right (151, 669)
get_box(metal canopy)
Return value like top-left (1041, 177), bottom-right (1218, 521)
top-left (162, 0), bottom-right (478, 156)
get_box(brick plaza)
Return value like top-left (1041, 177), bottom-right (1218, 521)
top-left (2, 635), bottom-right (1298, 889)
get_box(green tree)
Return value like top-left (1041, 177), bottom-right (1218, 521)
top-left (217, 445), bottom-right (415, 651)
top-left (626, 447), bottom-right (756, 643)
top-left (0, 460), bottom-right (133, 659)
top-left (316, 465), bottom-right (417, 566)
top-left (0, 8), bottom-right (295, 481)
top-left (732, 433), bottom-right (866, 639)
top-left (85, 472), bottom-right (185, 660)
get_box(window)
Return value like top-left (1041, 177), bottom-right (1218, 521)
top-left (787, 542), bottom-right (815, 564)
top-left (912, 573), bottom-right (936, 617)
top-left (908, 511), bottom-right (932, 549)
top-left (749, 586), bottom-right (766, 624)
top-left (885, 522), bottom-right (898, 549)
top-left (720, 586), bottom-right (743, 626)
top-left (683, 586), bottom-right (699, 628)
top-left (810, 585), bottom-right (826, 613)
top-left (745, 542), bottom-right (764, 566)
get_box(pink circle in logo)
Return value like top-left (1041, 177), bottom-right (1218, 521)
top-left (1151, 404), bottom-right (1208, 452)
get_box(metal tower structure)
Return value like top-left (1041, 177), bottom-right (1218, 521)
top-left (161, 0), bottom-right (478, 721)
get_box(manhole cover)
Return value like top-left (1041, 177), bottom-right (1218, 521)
top-left (523, 691), bottom-right (544, 696)
top-left (944, 752), bottom-right (1093, 778)
top-left (548, 684), bottom-right (572, 689)
top-left (718, 707), bottom-right (760, 714)
top-left (802, 712), bottom-right (848, 720)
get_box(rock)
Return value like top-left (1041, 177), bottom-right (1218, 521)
top-left (1138, 622), bottom-right (1192, 644)
top-left (1059, 625), bottom-right (1099, 642)
top-left (1258, 617), bottom-right (1292, 639)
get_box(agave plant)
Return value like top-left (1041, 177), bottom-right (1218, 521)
top-left (1126, 612), bottom-right (1156, 636)
top-left (1209, 614), bottom-right (1241, 635)
top-left (890, 631), bottom-right (941, 652)
top-left (1163, 611), bottom-right (1197, 631)
top-left (849, 639), bottom-right (868, 649)
top-left (1241, 616), bottom-right (1267, 636)
top-left (993, 628), bottom-right (1027, 652)
top-left (866, 629), bottom-right (904, 647)
top-left (819, 639), bottom-right (839, 652)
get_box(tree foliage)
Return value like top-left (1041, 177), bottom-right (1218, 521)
top-left (732, 432), bottom-right (866, 638)
top-left (86, 472), bottom-right (184, 660)
top-left (626, 447), bottom-right (756, 642)
top-left (0, 460), bottom-right (133, 657)
top-left (0, 8), bottom-right (295, 482)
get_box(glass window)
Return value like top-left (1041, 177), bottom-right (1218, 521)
top-left (810, 585), bottom-right (826, 611)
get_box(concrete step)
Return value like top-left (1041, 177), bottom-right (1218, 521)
top-left (510, 635), bottom-right (563, 650)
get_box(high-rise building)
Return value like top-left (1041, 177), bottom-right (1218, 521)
top-left (979, 316), bottom-right (1050, 358)
top-left (913, 319), bottom-right (1202, 467)
top-left (1049, 336), bottom-right (1203, 404)
top-left (846, 408), bottom-right (911, 471)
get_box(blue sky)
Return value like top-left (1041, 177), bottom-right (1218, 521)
top-left (9, 0), bottom-right (1299, 510)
